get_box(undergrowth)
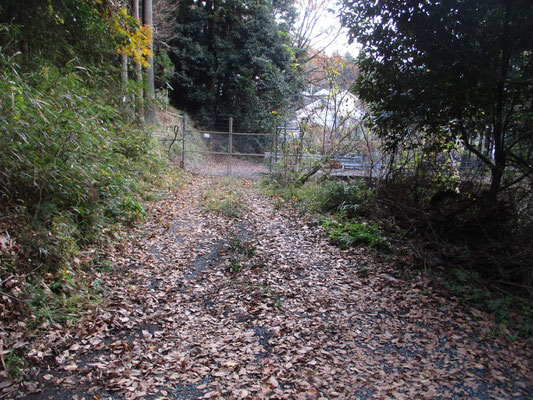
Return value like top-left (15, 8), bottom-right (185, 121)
top-left (261, 177), bottom-right (389, 253)
top-left (321, 218), bottom-right (391, 253)
top-left (0, 52), bottom-right (165, 273)
top-left (263, 173), bottom-right (532, 338)
top-left (0, 19), bottom-right (178, 377)
top-left (442, 268), bottom-right (533, 339)
top-left (202, 177), bottom-right (245, 217)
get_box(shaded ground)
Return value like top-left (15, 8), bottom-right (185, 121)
top-left (15, 176), bottom-right (532, 399)
top-left (185, 155), bottom-right (269, 180)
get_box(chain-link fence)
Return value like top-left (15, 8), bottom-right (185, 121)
top-left (178, 117), bottom-right (274, 179)
top-left (156, 114), bottom-right (388, 180)
top-left (269, 121), bottom-right (387, 181)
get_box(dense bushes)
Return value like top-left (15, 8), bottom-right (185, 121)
top-left (0, 0), bottom-right (170, 279)
top-left (317, 180), bottom-right (375, 219)
top-left (261, 178), bottom-right (389, 253)
top-left (0, 2), bottom-right (168, 342)
top-left (264, 165), bottom-right (532, 336)
top-left (322, 219), bottom-right (391, 252)
top-left (0, 51), bottom-right (163, 273)
top-left (0, 0), bottom-right (117, 66)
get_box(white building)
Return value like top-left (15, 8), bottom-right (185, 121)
top-left (297, 89), bottom-right (364, 132)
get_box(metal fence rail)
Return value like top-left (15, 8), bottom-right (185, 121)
top-left (156, 115), bottom-right (385, 179)
top-left (180, 118), bottom-right (274, 179)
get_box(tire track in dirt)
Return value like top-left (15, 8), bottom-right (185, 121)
top-left (19, 175), bottom-right (532, 399)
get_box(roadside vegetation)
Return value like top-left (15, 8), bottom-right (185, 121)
top-left (261, 172), bottom-right (532, 338)
top-left (202, 177), bottom-right (246, 218)
top-left (0, 0), bottom-right (179, 382)
top-left (1, 0), bottom-right (532, 394)
top-left (258, 0), bottom-right (532, 339)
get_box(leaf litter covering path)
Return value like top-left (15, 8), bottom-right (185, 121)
top-left (19, 176), bottom-right (532, 400)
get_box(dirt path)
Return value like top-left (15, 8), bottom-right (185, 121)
top-left (19, 176), bottom-right (532, 399)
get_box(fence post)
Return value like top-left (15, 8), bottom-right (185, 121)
top-left (228, 117), bottom-right (233, 176)
top-left (271, 121), bottom-right (278, 171)
top-left (181, 113), bottom-right (187, 169)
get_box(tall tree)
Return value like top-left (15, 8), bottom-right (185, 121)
top-left (153, 0), bottom-right (180, 48)
top-left (144, 0), bottom-right (158, 124)
top-left (340, 0), bottom-right (533, 193)
top-left (133, 0), bottom-right (143, 106)
top-left (290, 0), bottom-right (341, 60)
top-left (168, 0), bottom-right (302, 129)
top-left (0, 0), bottom-right (116, 64)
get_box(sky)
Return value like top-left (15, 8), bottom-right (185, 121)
top-left (299, 0), bottom-right (361, 57)
top-left (325, 26), bottom-right (361, 57)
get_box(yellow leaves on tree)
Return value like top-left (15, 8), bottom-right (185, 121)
top-left (110, 7), bottom-right (153, 67)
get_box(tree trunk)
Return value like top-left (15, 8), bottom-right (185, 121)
top-left (133, 0), bottom-right (143, 109)
top-left (489, 0), bottom-right (511, 194)
top-left (121, 53), bottom-right (128, 89)
top-left (490, 128), bottom-right (506, 194)
top-left (144, 0), bottom-right (158, 125)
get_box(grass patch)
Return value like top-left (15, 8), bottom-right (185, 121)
top-left (259, 178), bottom-right (375, 218)
top-left (25, 266), bottom-right (100, 329)
top-left (321, 218), bottom-right (391, 253)
top-left (261, 177), bottom-right (390, 252)
top-left (259, 180), bottom-right (328, 216)
top-left (226, 236), bottom-right (259, 275)
top-left (202, 177), bottom-right (245, 217)
top-left (443, 268), bottom-right (533, 338)
top-left (4, 349), bottom-right (23, 380)
top-left (230, 259), bottom-right (242, 273)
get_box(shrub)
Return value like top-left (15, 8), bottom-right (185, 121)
top-left (0, 51), bottom-right (163, 275)
top-left (322, 219), bottom-right (391, 253)
top-left (318, 180), bottom-right (375, 218)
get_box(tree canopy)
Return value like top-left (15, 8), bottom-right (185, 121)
top-left (0, 0), bottom-right (118, 65)
top-left (167, 0), bottom-right (303, 130)
top-left (340, 0), bottom-right (533, 192)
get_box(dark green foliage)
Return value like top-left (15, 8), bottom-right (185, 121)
top-left (444, 268), bottom-right (533, 338)
top-left (322, 219), bottom-right (391, 253)
top-left (340, 0), bottom-right (533, 193)
top-left (318, 180), bottom-right (374, 218)
top-left (0, 3), bottom-right (164, 276)
top-left (515, 306), bottom-right (533, 337)
top-left (0, 0), bottom-right (116, 66)
top-left (260, 178), bottom-right (376, 218)
top-left (230, 237), bottom-right (256, 258)
top-left (0, 55), bottom-right (155, 219)
top-left (0, 0), bottom-right (168, 374)
top-left (338, 1), bottom-right (533, 317)
top-left (167, 0), bottom-right (302, 129)
top-left (155, 49), bottom-right (175, 87)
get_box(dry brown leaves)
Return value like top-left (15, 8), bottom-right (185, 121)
top-left (9, 176), bottom-right (533, 399)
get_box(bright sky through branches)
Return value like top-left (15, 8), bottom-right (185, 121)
top-left (307, 0), bottom-right (361, 56)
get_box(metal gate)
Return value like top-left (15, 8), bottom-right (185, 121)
top-left (179, 117), bottom-right (274, 179)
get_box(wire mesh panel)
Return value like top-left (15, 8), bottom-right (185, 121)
top-left (270, 120), bottom-right (389, 179)
top-left (229, 132), bottom-right (273, 179)
top-left (183, 118), bottom-right (274, 179)
top-left (184, 130), bottom-right (230, 176)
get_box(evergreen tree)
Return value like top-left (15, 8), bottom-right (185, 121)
top-left (168, 0), bottom-right (302, 130)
